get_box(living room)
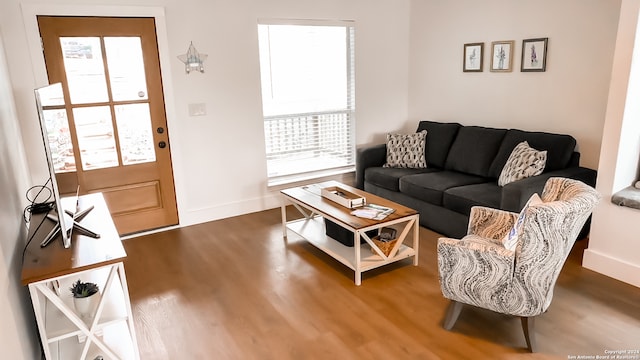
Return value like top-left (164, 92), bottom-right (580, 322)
top-left (1, 0), bottom-right (639, 358)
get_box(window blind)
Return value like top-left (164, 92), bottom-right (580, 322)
top-left (258, 21), bottom-right (355, 184)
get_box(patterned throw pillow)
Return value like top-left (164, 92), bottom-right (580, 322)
top-left (502, 193), bottom-right (543, 251)
top-left (498, 141), bottom-right (547, 186)
top-left (383, 130), bottom-right (427, 168)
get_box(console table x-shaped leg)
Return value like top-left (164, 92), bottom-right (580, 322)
top-left (28, 262), bottom-right (139, 360)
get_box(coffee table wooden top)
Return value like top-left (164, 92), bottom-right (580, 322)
top-left (281, 180), bottom-right (418, 230)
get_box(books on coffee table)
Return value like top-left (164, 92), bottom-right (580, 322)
top-left (351, 204), bottom-right (395, 220)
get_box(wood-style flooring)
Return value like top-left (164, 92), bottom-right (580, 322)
top-left (122, 207), bottom-right (640, 359)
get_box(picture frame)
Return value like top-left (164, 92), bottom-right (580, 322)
top-left (521, 38), bottom-right (548, 72)
top-left (463, 43), bottom-right (484, 72)
top-left (490, 40), bottom-right (514, 72)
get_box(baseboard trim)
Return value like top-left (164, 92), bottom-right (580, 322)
top-left (179, 193), bottom-right (282, 227)
top-left (583, 249), bottom-right (640, 288)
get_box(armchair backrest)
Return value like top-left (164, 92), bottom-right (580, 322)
top-left (510, 177), bottom-right (600, 316)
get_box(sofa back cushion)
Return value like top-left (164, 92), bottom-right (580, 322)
top-left (444, 126), bottom-right (507, 177)
top-left (488, 129), bottom-right (577, 179)
top-left (416, 121), bottom-right (461, 169)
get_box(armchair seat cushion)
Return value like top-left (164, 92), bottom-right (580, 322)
top-left (400, 171), bottom-right (486, 205)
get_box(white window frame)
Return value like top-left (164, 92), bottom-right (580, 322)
top-left (257, 19), bottom-right (356, 186)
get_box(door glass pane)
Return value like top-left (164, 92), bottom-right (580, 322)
top-left (61, 37), bottom-right (109, 104)
top-left (115, 104), bottom-right (156, 165)
top-left (73, 106), bottom-right (119, 170)
top-left (104, 37), bottom-right (149, 101)
top-left (42, 109), bottom-right (76, 172)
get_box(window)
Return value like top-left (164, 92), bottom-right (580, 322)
top-left (257, 20), bottom-right (355, 185)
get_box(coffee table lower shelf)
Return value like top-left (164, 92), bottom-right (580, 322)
top-left (285, 216), bottom-right (416, 283)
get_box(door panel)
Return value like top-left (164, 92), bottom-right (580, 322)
top-left (38, 16), bottom-right (178, 235)
top-left (100, 182), bottom-right (162, 214)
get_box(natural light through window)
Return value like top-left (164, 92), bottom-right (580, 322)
top-left (257, 20), bottom-right (355, 185)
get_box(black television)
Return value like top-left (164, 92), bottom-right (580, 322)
top-left (34, 83), bottom-right (73, 248)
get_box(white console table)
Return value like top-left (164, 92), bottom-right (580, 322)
top-left (21, 193), bottom-right (139, 360)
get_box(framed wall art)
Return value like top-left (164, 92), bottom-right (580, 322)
top-left (521, 38), bottom-right (548, 72)
top-left (490, 40), bottom-right (514, 72)
top-left (463, 43), bottom-right (484, 72)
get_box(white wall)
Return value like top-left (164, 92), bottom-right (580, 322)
top-left (407, 0), bottom-right (621, 170)
top-left (0, 32), bottom-right (41, 360)
top-left (585, 0), bottom-right (640, 288)
top-left (1, 0), bottom-right (412, 228)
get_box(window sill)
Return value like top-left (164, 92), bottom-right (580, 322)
top-left (267, 166), bottom-right (355, 189)
top-left (611, 186), bottom-right (640, 210)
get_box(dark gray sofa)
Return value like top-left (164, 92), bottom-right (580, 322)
top-left (355, 121), bottom-right (597, 238)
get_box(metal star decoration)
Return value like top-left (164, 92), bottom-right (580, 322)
top-left (177, 41), bottom-right (207, 74)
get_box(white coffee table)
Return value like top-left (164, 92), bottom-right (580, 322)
top-left (280, 180), bottom-right (419, 285)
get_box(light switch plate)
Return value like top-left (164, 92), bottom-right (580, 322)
top-left (188, 103), bottom-right (207, 116)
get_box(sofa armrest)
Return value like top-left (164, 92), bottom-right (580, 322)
top-left (500, 166), bottom-right (597, 212)
top-left (467, 206), bottom-right (518, 241)
top-left (355, 144), bottom-right (387, 189)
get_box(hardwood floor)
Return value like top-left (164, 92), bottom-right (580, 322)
top-left (122, 207), bottom-right (640, 359)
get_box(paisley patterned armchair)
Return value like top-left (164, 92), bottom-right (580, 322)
top-left (437, 177), bottom-right (600, 352)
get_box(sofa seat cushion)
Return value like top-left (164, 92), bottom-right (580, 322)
top-left (443, 182), bottom-right (503, 215)
top-left (489, 129), bottom-right (577, 178)
top-left (445, 126), bottom-right (507, 177)
top-left (364, 166), bottom-right (435, 192)
top-left (416, 121), bottom-right (461, 168)
top-left (399, 171), bottom-right (487, 205)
